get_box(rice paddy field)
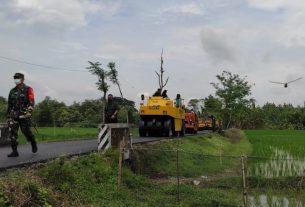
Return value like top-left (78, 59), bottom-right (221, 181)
top-left (244, 130), bottom-right (305, 158)
top-left (244, 130), bottom-right (305, 206)
top-left (16, 126), bottom-right (139, 144)
top-left (18, 127), bottom-right (98, 144)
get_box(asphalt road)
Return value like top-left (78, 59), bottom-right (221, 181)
top-left (0, 131), bottom-right (211, 170)
top-left (0, 139), bottom-right (97, 170)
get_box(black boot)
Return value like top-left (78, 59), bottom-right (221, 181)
top-left (31, 141), bottom-right (38, 153)
top-left (7, 146), bottom-right (19, 157)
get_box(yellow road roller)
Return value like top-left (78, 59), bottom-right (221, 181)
top-left (139, 94), bottom-right (185, 137)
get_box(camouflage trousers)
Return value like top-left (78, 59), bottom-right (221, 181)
top-left (9, 118), bottom-right (35, 147)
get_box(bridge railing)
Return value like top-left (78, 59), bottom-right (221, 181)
top-left (98, 123), bottom-right (130, 154)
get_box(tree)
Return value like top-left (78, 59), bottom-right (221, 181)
top-left (79, 99), bottom-right (103, 127)
top-left (108, 62), bottom-right (123, 99)
top-left (187, 99), bottom-right (201, 113)
top-left (211, 71), bottom-right (253, 128)
top-left (33, 96), bottom-right (67, 127)
top-left (113, 97), bottom-right (139, 123)
top-left (203, 95), bottom-right (222, 118)
top-left (108, 62), bottom-right (131, 123)
top-left (0, 96), bottom-right (7, 122)
top-left (155, 50), bottom-right (169, 92)
top-left (33, 96), bottom-right (54, 127)
top-left (87, 61), bottom-right (109, 123)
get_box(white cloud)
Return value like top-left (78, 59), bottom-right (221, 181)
top-left (247, 0), bottom-right (305, 11)
top-left (94, 44), bottom-right (158, 62)
top-left (2, 0), bottom-right (121, 29)
top-left (162, 3), bottom-right (204, 15)
top-left (247, 1), bottom-right (305, 48)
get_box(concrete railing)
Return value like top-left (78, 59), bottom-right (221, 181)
top-left (98, 123), bottom-right (130, 154)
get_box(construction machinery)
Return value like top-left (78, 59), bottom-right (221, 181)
top-left (185, 111), bottom-right (198, 134)
top-left (139, 95), bottom-right (185, 137)
top-left (205, 119), bottom-right (213, 130)
top-left (198, 118), bottom-right (205, 131)
top-left (198, 115), bottom-right (221, 132)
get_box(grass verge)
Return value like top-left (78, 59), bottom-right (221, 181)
top-left (0, 129), bottom-right (250, 206)
top-left (131, 129), bottom-right (252, 177)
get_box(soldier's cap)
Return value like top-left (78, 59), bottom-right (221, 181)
top-left (13, 73), bottom-right (24, 79)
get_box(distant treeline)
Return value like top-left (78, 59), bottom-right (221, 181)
top-left (1, 95), bottom-right (305, 129)
top-left (233, 103), bottom-right (305, 129)
top-left (0, 96), bottom-right (139, 127)
top-left (189, 96), bottom-right (305, 130)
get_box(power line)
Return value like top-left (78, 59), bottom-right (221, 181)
top-left (0, 55), bottom-right (87, 72)
top-left (0, 54), bottom-right (138, 89)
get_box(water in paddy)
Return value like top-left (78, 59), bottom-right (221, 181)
top-left (248, 147), bottom-right (305, 178)
top-left (246, 148), bottom-right (305, 206)
top-left (248, 195), bottom-right (303, 207)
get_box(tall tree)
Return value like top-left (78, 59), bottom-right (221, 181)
top-left (87, 61), bottom-right (109, 123)
top-left (107, 62), bottom-right (130, 123)
top-left (211, 71), bottom-right (253, 128)
top-left (155, 50), bottom-right (169, 92)
top-left (108, 62), bottom-right (123, 98)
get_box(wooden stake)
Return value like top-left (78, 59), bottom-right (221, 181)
top-left (241, 156), bottom-right (248, 207)
top-left (117, 138), bottom-right (124, 191)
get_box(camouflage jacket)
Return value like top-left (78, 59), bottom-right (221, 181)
top-left (105, 101), bottom-right (119, 118)
top-left (7, 84), bottom-right (35, 116)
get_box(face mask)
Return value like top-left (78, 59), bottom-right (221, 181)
top-left (14, 79), bottom-right (21, 85)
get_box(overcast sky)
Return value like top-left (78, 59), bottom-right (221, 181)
top-left (1, 0), bottom-right (305, 106)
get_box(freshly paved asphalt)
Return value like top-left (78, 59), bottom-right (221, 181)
top-left (0, 131), bottom-right (210, 170)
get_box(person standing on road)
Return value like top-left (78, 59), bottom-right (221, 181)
top-left (210, 115), bottom-right (216, 132)
top-left (104, 94), bottom-right (119, 123)
top-left (6, 73), bottom-right (38, 157)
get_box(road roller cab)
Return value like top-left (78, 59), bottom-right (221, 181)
top-left (139, 94), bottom-right (185, 137)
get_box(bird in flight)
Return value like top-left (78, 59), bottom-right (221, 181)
top-left (269, 77), bottom-right (303, 88)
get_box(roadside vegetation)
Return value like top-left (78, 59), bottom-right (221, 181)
top-left (1, 128), bottom-right (305, 206)
top-left (132, 129), bottom-right (251, 177)
top-left (0, 129), bottom-right (249, 207)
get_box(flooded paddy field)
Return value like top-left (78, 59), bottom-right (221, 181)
top-left (244, 130), bottom-right (305, 206)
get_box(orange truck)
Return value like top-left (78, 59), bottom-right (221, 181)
top-left (185, 112), bottom-right (198, 134)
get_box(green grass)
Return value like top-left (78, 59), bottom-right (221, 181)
top-left (244, 129), bottom-right (305, 158)
top-left (18, 127), bottom-right (98, 144)
top-left (0, 151), bottom-right (240, 207)
top-left (17, 126), bottom-right (139, 144)
top-left (132, 129), bottom-right (252, 177)
top-left (4, 129), bottom-right (305, 206)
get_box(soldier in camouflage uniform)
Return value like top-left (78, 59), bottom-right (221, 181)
top-left (105, 94), bottom-right (119, 123)
top-left (6, 73), bottom-right (37, 157)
